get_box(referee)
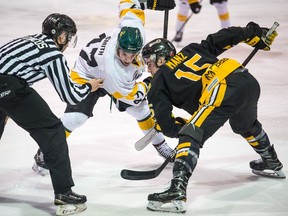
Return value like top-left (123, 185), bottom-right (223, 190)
top-left (0, 13), bottom-right (103, 214)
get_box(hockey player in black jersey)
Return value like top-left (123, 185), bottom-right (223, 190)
top-left (0, 13), bottom-right (103, 215)
top-left (140, 22), bottom-right (285, 213)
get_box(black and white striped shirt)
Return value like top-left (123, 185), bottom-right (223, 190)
top-left (0, 34), bottom-right (91, 105)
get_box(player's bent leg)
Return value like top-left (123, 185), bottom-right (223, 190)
top-left (60, 112), bottom-right (89, 136)
top-left (212, 1), bottom-right (231, 28)
top-left (147, 135), bottom-right (200, 213)
top-left (138, 115), bottom-right (174, 161)
top-left (126, 102), bottom-right (174, 160)
top-left (147, 169), bottom-right (189, 213)
top-left (174, 0), bottom-right (190, 43)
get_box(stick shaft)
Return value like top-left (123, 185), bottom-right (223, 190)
top-left (163, 10), bottom-right (169, 39)
top-left (172, 13), bottom-right (193, 42)
top-left (242, 22), bottom-right (279, 66)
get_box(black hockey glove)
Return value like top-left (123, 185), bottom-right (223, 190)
top-left (147, 0), bottom-right (176, 11)
top-left (189, 2), bottom-right (202, 14)
top-left (155, 117), bottom-right (188, 132)
top-left (244, 22), bottom-right (278, 51)
top-left (175, 117), bottom-right (189, 126)
top-left (141, 76), bottom-right (153, 92)
top-left (143, 76), bottom-right (152, 86)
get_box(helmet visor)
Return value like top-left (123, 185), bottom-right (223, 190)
top-left (143, 53), bottom-right (156, 64)
top-left (68, 33), bottom-right (78, 48)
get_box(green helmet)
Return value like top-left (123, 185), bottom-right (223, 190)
top-left (117, 26), bottom-right (143, 53)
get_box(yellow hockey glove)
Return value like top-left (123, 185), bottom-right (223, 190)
top-left (245, 22), bottom-right (278, 51)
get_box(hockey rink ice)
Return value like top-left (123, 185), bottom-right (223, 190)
top-left (0, 0), bottom-right (288, 215)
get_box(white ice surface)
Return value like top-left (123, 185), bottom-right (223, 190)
top-left (0, 0), bottom-right (288, 215)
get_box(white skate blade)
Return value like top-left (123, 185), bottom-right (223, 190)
top-left (147, 200), bottom-right (186, 213)
top-left (56, 203), bottom-right (87, 216)
top-left (32, 163), bottom-right (49, 176)
top-left (252, 169), bottom-right (286, 179)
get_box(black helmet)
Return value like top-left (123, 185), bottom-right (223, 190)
top-left (142, 38), bottom-right (176, 65)
top-left (117, 26), bottom-right (143, 53)
top-left (42, 13), bottom-right (77, 47)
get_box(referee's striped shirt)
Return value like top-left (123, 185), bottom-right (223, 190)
top-left (0, 34), bottom-right (91, 105)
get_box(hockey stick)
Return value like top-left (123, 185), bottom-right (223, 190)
top-left (134, 10), bottom-right (169, 151)
top-left (163, 10), bottom-right (169, 39)
top-left (242, 22), bottom-right (279, 66)
top-left (135, 128), bottom-right (157, 151)
top-left (171, 13), bottom-right (193, 42)
top-left (121, 148), bottom-right (176, 180)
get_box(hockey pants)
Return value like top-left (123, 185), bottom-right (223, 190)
top-left (0, 75), bottom-right (74, 194)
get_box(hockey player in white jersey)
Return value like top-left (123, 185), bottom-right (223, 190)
top-left (173, 0), bottom-right (231, 42)
top-left (32, 0), bottom-right (177, 176)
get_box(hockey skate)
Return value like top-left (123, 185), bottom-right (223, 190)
top-left (173, 31), bottom-right (183, 43)
top-left (153, 141), bottom-right (175, 162)
top-left (55, 190), bottom-right (87, 216)
top-left (32, 148), bottom-right (49, 176)
top-left (250, 145), bottom-right (286, 179)
top-left (147, 177), bottom-right (188, 213)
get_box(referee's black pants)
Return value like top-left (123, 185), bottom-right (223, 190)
top-left (0, 75), bottom-right (74, 194)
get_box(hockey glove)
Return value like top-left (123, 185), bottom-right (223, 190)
top-left (143, 76), bottom-right (152, 87)
top-left (142, 76), bottom-right (152, 92)
top-left (189, 1), bottom-right (202, 14)
top-left (244, 22), bottom-right (278, 51)
top-left (155, 123), bottom-right (162, 132)
top-left (155, 117), bottom-right (188, 132)
top-left (147, 0), bottom-right (176, 11)
top-left (175, 117), bottom-right (189, 126)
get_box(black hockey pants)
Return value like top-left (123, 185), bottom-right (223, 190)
top-left (0, 75), bottom-right (74, 194)
top-left (184, 69), bottom-right (262, 144)
top-left (176, 70), bottom-right (264, 176)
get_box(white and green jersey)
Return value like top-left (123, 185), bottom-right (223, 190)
top-left (71, 0), bottom-right (147, 107)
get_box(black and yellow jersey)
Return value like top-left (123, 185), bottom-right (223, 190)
top-left (147, 26), bottom-right (252, 138)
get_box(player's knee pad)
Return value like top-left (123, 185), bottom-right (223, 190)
top-left (178, 123), bottom-right (204, 145)
top-left (60, 112), bottom-right (89, 133)
top-left (137, 114), bottom-right (155, 131)
top-left (136, 112), bottom-right (166, 144)
top-left (231, 119), bottom-right (262, 136)
top-left (178, 0), bottom-right (190, 15)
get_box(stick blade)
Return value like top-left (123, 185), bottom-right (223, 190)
top-left (121, 169), bottom-right (157, 180)
top-left (135, 129), bottom-right (157, 151)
